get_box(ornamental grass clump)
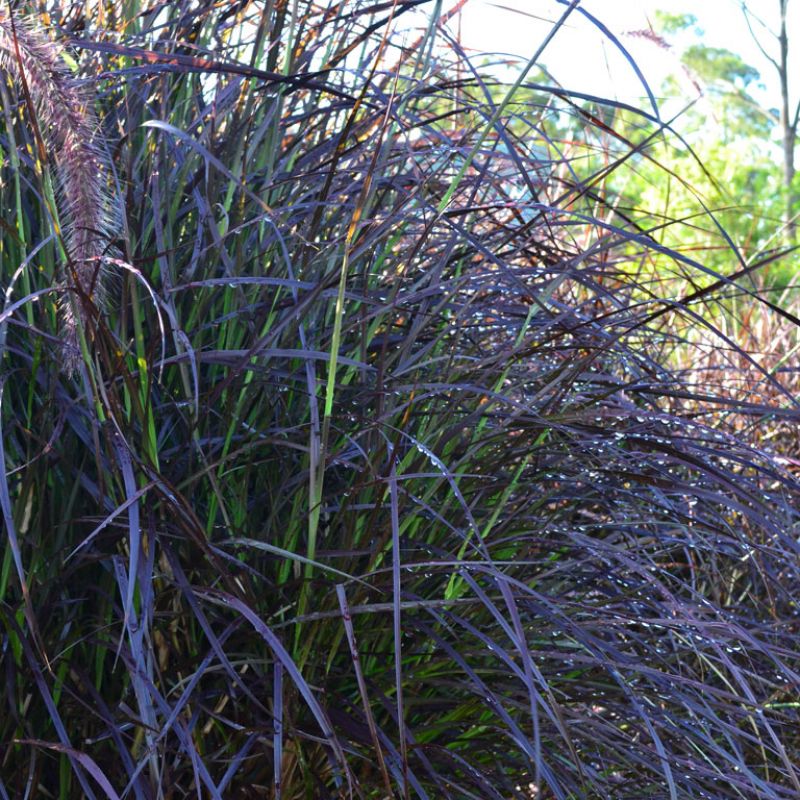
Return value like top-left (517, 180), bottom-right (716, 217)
top-left (1, 1), bottom-right (800, 798)
top-left (0, 7), bottom-right (112, 372)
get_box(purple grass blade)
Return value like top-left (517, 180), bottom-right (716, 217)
top-left (274, 661), bottom-right (283, 800)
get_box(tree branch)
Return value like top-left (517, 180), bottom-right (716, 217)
top-left (741, 1), bottom-right (781, 72)
top-left (792, 97), bottom-right (800, 134)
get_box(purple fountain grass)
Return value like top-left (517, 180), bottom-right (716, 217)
top-left (0, 8), bottom-right (113, 372)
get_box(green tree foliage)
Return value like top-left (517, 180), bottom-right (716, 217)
top-left (655, 3), bottom-right (800, 236)
top-left (607, 9), bottom-right (789, 286)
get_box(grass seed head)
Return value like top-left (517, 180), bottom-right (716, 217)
top-left (0, 8), bottom-right (114, 372)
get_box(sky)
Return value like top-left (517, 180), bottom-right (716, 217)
top-left (444, 0), bottom-right (799, 116)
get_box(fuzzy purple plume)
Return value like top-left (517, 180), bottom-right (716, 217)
top-left (0, 9), bottom-right (113, 373)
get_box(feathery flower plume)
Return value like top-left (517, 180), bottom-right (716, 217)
top-left (0, 8), bottom-right (113, 372)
